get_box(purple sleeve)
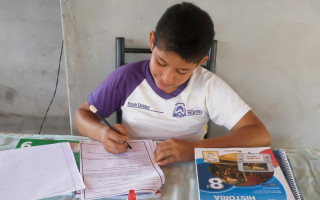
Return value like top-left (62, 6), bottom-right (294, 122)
top-left (87, 60), bottom-right (148, 118)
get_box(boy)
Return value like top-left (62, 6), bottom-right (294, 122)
top-left (74, 2), bottom-right (270, 166)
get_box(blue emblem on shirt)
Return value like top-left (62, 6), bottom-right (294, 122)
top-left (173, 103), bottom-right (186, 118)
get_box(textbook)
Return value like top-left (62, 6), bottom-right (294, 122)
top-left (195, 147), bottom-right (295, 200)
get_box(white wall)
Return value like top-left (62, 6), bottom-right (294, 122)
top-left (0, 0), bottom-right (69, 117)
top-left (61, 0), bottom-right (320, 148)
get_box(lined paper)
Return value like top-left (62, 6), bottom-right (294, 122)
top-left (80, 140), bottom-right (164, 199)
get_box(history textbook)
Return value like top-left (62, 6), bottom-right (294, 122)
top-left (195, 147), bottom-right (295, 200)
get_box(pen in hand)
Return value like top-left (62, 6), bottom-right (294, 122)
top-left (89, 105), bottom-right (133, 151)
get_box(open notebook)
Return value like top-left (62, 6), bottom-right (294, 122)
top-left (79, 140), bottom-right (165, 200)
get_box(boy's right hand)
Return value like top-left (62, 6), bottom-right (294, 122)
top-left (99, 124), bottom-right (129, 154)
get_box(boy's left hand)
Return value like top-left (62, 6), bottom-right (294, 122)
top-left (153, 138), bottom-right (195, 166)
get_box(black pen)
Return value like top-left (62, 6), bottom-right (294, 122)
top-left (89, 105), bottom-right (133, 150)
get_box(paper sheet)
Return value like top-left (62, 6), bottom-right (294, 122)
top-left (0, 142), bottom-right (85, 200)
top-left (80, 140), bottom-right (165, 200)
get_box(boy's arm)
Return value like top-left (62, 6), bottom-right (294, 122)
top-left (199, 110), bottom-right (270, 148)
top-left (74, 100), bottom-right (129, 153)
top-left (153, 110), bottom-right (271, 165)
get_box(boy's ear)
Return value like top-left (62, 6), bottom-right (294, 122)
top-left (198, 55), bottom-right (209, 66)
top-left (149, 31), bottom-right (155, 51)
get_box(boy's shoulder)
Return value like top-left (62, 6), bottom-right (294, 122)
top-left (189, 66), bottom-right (232, 93)
top-left (192, 66), bottom-right (217, 83)
top-left (106, 60), bottom-right (149, 90)
top-left (115, 60), bottom-right (149, 76)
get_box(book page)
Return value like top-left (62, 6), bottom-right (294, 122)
top-left (80, 140), bottom-right (165, 200)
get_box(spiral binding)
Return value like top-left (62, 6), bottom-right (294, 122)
top-left (277, 149), bottom-right (304, 200)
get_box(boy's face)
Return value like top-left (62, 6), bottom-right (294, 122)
top-left (149, 47), bottom-right (197, 94)
top-left (149, 32), bottom-right (208, 94)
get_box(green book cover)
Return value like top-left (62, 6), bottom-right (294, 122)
top-left (15, 139), bottom-right (80, 170)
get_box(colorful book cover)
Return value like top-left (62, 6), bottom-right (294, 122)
top-left (15, 139), bottom-right (80, 170)
top-left (195, 147), bottom-right (295, 200)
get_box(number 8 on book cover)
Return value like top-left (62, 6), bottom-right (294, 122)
top-left (195, 147), bottom-right (294, 200)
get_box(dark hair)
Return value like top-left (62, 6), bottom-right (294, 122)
top-left (154, 2), bottom-right (215, 63)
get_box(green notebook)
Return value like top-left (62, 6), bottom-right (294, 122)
top-left (15, 139), bottom-right (80, 170)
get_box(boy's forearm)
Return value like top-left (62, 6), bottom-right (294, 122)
top-left (74, 108), bottom-right (104, 142)
top-left (193, 125), bottom-right (271, 149)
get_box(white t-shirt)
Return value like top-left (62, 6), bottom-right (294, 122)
top-left (88, 60), bottom-right (250, 141)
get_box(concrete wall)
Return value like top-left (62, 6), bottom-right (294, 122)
top-left (61, 0), bottom-right (320, 148)
top-left (0, 0), bottom-right (69, 118)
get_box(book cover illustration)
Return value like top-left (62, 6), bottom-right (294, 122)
top-left (195, 147), bottom-right (295, 200)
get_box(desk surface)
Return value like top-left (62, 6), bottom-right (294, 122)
top-left (0, 134), bottom-right (319, 200)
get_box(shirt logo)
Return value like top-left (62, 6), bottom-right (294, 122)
top-left (172, 103), bottom-right (203, 118)
top-left (172, 103), bottom-right (187, 118)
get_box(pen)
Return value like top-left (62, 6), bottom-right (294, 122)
top-left (89, 105), bottom-right (133, 150)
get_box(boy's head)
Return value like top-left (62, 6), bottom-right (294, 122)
top-left (154, 2), bottom-right (215, 63)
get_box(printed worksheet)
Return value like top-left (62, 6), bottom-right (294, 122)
top-left (80, 140), bottom-right (165, 200)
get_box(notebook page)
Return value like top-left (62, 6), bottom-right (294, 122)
top-left (80, 140), bottom-right (164, 200)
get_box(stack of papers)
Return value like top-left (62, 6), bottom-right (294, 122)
top-left (80, 140), bottom-right (165, 199)
top-left (0, 143), bottom-right (85, 200)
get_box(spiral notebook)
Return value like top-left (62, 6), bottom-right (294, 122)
top-left (272, 149), bottom-right (304, 200)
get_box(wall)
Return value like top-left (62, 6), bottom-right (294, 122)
top-left (61, 0), bottom-right (320, 148)
top-left (0, 0), bottom-right (69, 118)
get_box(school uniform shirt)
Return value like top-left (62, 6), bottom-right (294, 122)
top-left (87, 60), bottom-right (250, 141)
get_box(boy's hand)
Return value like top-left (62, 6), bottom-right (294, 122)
top-left (99, 124), bottom-right (128, 154)
top-left (153, 138), bottom-right (195, 166)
